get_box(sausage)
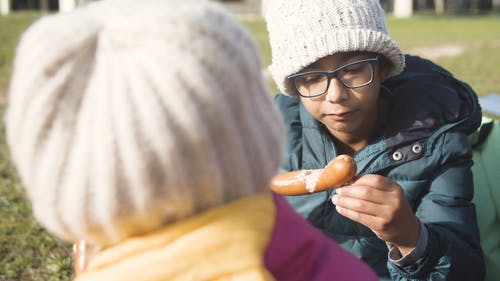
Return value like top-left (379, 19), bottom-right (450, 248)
top-left (270, 154), bottom-right (357, 196)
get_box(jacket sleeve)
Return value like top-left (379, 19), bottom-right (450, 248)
top-left (388, 131), bottom-right (485, 280)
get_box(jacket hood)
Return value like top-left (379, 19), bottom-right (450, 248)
top-left (381, 55), bottom-right (482, 148)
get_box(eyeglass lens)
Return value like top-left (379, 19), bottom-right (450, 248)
top-left (294, 60), bottom-right (374, 97)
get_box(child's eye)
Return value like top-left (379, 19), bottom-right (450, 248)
top-left (300, 74), bottom-right (326, 84)
top-left (342, 64), bottom-right (365, 74)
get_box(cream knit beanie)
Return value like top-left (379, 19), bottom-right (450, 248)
top-left (5, 0), bottom-right (284, 246)
top-left (266, 0), bottom-right (406, 96)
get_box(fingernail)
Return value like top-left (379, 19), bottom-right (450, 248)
top-left (336, 205), bottom-right (343, 213)
top-left (331, 195), bottom-right (338, 204)
top-left (336, 188), bottom-right (342, 195)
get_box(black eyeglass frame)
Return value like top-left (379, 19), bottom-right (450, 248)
top-left (287, 55), bottom-right (381, 98)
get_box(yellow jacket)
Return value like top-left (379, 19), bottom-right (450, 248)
top-left (76, 193), bottom-right (276, 281)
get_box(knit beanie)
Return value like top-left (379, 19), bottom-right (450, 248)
top-left (5, 0), bottom-right (284, 246)
top-left (265, 0), bottom-right (406, 96)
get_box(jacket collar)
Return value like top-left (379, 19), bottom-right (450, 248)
top-left (76, 194), bottom-right (275, 281)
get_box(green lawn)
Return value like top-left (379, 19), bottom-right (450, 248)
top-left (0, 12), bottom-right (75, 281)
top-left (0, 12), bottom-right (44, 101)
top-left (1, 11), bottom-right (499, 280)
top-left (387, 15), bottom-right (500, 96)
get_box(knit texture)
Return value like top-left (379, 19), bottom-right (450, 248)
top-left (265, 0), bottom-right (406, 96)
top-left (5, 0), bottom-right (284, 246)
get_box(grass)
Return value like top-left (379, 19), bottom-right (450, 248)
top-left (1, 11), bottom-right (499, 280)
top-left (0, 12), bottom-right (46, 102)
top-left (0, 12), bottom-right (74, 281)
top-left (387, 15), bottom-right (500, 96)
top-left (0, 105), bottom-right (73, 280)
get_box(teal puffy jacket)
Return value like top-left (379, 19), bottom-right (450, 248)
top-left (275, 55), bottom-right (485, 281)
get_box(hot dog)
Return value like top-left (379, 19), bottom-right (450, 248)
top-left (270, 154), bottom-right (357, 196)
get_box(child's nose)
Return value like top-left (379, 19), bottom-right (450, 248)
top-left (324, 78), bottom-right (348, 102)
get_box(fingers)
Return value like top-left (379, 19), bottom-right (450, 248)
top-left (334, 184), bottom-right (383, 204)
top-left (333, 202), bottom-right (384, 229)
top-left (332, 191), bottom-right (384, 216)
top-left (333, 175), bottom-right (398, 205)
top-left (332, 190), bottom-right (396, 241)
top-left (331, 174), bottom-right (420, 248)
top-left (330, 174), bottom-right (403, 230)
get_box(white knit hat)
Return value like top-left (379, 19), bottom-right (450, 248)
top-left (266, 0), bottom-right (406, 96)
top-left (5, 0), bottom-right (284, 246)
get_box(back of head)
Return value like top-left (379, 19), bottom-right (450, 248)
top-left (5, 0), bottom-right (283, 246)
top-left (265, 0), bottom-right (405, 96)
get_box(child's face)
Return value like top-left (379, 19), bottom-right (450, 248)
top-left (298, 52), bottom-right (388, 142)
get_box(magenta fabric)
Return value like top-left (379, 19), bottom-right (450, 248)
top-left (264, 192), bottom-right (377, 281)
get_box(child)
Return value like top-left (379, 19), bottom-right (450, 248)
top-left (4, 0), bottom-right (377, 280)
top-left (265, 0), bottom-right (485, 280)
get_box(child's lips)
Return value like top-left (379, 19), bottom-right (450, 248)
top-left (326, 111), bottom-right (354, 121)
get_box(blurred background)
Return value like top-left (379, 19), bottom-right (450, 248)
top-left (1, 0), bottom-right (499, 280)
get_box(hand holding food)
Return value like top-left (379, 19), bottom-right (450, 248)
top-left (270, 154), bottom-right (357, 195)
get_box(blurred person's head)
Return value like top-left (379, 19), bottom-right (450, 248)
top-left (5, 0), bottom-right (284, 246)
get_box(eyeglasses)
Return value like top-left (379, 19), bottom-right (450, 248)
top-left (288, 55), bottom-right (380, 98)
